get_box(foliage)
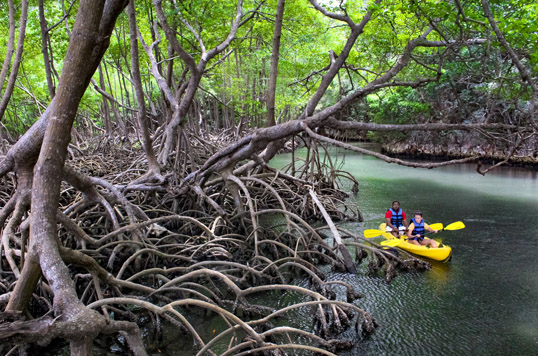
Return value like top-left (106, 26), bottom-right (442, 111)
top-left (0, 0), bottom-right (536, 135)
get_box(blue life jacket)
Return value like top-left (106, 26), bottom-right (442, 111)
top-left (389, 208), bottom-right (404, 227)
top-left (411, 218), bottom-right (425, 241)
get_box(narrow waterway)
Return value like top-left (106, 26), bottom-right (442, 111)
top-left (272, 144), bottom-right (538, 355)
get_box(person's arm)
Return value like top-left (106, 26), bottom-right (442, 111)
top-left (385, 217), bottom-right (395, 230)
top-left (406, 223), bottom-right (415, 238)
top-left (385, 211), bottom-right (395, 230)
top-left (402, 211), bottom-right (409, 228)
top-left (425, 223), bottom-right (438, 234)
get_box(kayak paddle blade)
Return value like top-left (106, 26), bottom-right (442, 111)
top-left (364, 229), bottom-right (383, 238)
top-left (444, 221), bottom-right (465, 231)
top-left (380, 239), bottom-right (402, 247)
top-left (429, 223), bottom-right (443, 230)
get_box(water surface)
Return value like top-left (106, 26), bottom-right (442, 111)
top-left (272, 145), bottom-right (538, 355)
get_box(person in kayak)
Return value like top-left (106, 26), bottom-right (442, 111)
top-left (407, 211), bottom-right (439, 248)
top-left (385, 201), bottom-right (409, 237)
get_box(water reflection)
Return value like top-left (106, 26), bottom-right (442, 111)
top-left (425, 261), bottom-right (452, 288)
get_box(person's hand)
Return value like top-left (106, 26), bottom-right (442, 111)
top-left (434, 230), bottom-right (438, 234)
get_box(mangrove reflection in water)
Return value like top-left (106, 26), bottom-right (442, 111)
top-left (270, 145), bottom-right (538, 356)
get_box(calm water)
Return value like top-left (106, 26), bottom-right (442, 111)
top-left (272, 144), bottom-right (538, 355)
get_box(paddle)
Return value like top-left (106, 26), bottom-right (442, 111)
top-left (425, 221), bottom-right (465, 235)
top-left (442, 221), bottom-right (465, 231)
top-left (428, 223), bottom-right (444, 231)
top-left (422, 221), bottom-right (465, 245)
top-left (364, 229), bottom-right (385, 238)
top-left (364, 223), bottom-right (443, 238)
top-left (380, 239), bottom-right (402, 247)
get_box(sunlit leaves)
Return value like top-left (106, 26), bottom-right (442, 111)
top-left (0, 0), bottom-right (536, 133)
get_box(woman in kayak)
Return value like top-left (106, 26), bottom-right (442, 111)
top-left (407, 211), bottom-right (439, 248)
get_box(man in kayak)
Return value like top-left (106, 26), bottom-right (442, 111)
top-left (385, 201), bottom-right (409, 237)
top-left (407, 211), bottom-right (439, 248)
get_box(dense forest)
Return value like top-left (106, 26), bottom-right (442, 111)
top-left (0, 0), bottom-right (536, 355)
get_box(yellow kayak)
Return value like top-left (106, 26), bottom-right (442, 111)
top-left (379, 223), bottom-right (452, 262)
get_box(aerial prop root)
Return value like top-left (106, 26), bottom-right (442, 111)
top-left (87, 294), bottom-right (372, 355)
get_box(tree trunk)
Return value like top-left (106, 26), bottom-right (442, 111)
top-left (98, 64), bottom-right (113, 135)
top-left (104, 61), bottom-right (124, 131)
top-left (127, 0), bottom-right (161, 177)
top-left (265, 0), bottom-right (285, 127)
top-left (152, 0), bottom-right (245, 163)
top-left (0, 0), bottom-right (16, 96)
top-left (0, 0), bottom-right (28, 121)
top-left (38, 0), bottom-right (56, 99)
top-left (6, 2), bottom-right (131, 354)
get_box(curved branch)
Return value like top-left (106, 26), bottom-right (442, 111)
top-left (152, 0), bottom-right (197, 73)
top-left (302, 122), bottom-right (479, 168)
top-left (480, 0), bottom-right (537, 94)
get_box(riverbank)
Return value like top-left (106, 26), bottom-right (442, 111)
top-left (381, 141), bottom-right (538, 170)
top-left (372, 127), bottom-right (538, 170)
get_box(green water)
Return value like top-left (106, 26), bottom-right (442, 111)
top-left (272, 144), bottom-right (538, 355)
